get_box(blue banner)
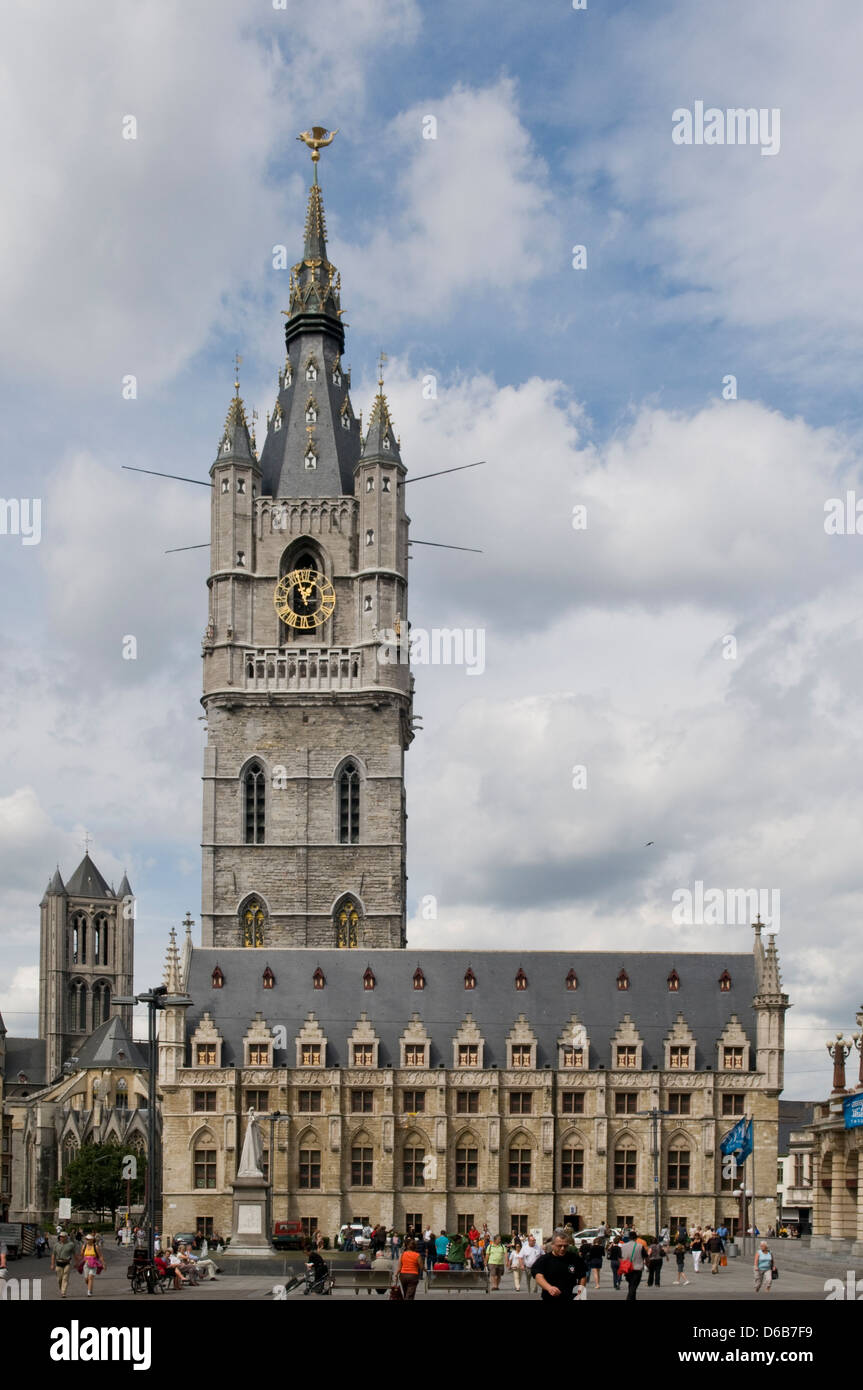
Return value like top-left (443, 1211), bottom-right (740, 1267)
top-left (719, 1117), bottom-right (747, 1154)
top-left (844, 1093), bottom-right (863, 1129)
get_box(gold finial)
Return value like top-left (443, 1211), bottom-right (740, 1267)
top-left (378, 350), bottom-right (388, 390)
top-left (297, 126), bottom-right (339, 183)
top-left (233, 351), bottom-right (242, 393)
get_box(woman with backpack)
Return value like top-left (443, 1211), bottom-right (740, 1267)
top-left (78, 1231), bottom-right (104, 1297)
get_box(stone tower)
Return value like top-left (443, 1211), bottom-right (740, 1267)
top-left (200, 158), bottom-right (413, 951)
top-left (38, 855), bottom-right (135, 1082)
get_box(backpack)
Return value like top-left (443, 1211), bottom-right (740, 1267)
top-left (446, 1238), bottom-right (461, 1262)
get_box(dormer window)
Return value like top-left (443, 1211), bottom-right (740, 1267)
top-left (381, 476), bottom-right (391, 492)
top-left (464, 967), bottom-right (476, 991)
top-left (313, 966), bottom-right (325, 990)
top-left (305, 450), bottom-right (317, 470)
top-left (363, 967), bottom-right (375, 991)
top-left (719, 970), bottom-right (732, 992)
top-left (211, 966), bottom-right (224, 989)
top-left (332, 365), bottom-right (342, 386)
top-left (341, 412), bottom-right (350, 430)
top-left (223, 440), bottom-right (230, 454)
top-left (565, 969), bottom-right (578, 991)
top-left (221, 478), bottom-right (230, 493)
top-left (413, 967), bottom-right (425, 991)
top-left (383, 435), bottom-right (391, 451)
top-left (617, 969), bottom-right (630, 991)
top-left (667, 969), bottom-right (680, 992)
top-left (305, 358), bottom-right (317, 381)
top-left (262, 965), bottom-right (274, 990)
top-left (237, 478), bottom-right (246, 494)
top-left (273, 413), bottom-right (282, 432)
top-left (305, 398), bottom-right (318, 424)
top-left (515, 968), bottom-right (527, 991)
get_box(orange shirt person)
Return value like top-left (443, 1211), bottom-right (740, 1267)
top-left (397, 1240), bottom-right (424, 1300)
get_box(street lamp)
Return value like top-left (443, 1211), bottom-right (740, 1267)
top-left (733, 1186), bottom-right (755, 1253)
top-left (113, 985), bottom-right (191, 1289)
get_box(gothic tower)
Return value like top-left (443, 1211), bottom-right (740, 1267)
top-left (200, 155), bottom-right (413, 951)
top-left (38, 855), bottom-right (135, 1081)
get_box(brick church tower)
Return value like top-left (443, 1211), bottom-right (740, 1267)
top-left (200, 149), bottom-right (413, 951)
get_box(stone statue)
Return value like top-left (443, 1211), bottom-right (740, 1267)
top-left (238, 1107), bottom-right (264, 1178)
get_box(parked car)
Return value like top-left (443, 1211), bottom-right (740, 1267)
top-left (571, 1227), bottom-right (623, 1244)
top-left (336, 1224), bottom-right (370, 1250)
top-left (272, 1220), bottom-right (306, 1251)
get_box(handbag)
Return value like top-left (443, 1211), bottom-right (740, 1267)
top-left (618, 1258), bottom-right (634, 1275)
top-left (771, 1265), bottom-right (779, 1281)
top-left (388, 1280), bottom-right (404, 1300)
top-left (720, 1255), bottom-right (727, 1267)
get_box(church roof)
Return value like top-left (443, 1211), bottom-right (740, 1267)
top-left (73, 1016), bottom-right (148, 1071)
top-left (4, 1037), bottom-right (47, 1086)
top-left (118, 871), bottom-right (133, 899)
top-left (65, 853), bottom-right (113, 900)
top-left (215, 386), bottom-right (256, 465)
top-left (185, 949), bottom-right (758, 1070)
top-left (361, 387), bottom-right (403, 464)
top-left (48, 867), bottom-right (66, 894)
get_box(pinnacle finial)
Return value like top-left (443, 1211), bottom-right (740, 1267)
top-left (233, 351), bottom-right (242, 394)
top-left (378, 349), bottom-right (388, 391)
top-left (297, 126), bottom-right (339, 183)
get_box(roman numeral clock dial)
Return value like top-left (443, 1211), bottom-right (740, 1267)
top-left (274, 568), bottom-right (336, 629)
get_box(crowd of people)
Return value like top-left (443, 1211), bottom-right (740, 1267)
top-left (339, 1220), bottom-right (779, 1300)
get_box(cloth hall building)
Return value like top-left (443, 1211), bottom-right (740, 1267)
top-left (4, 141), bottom-right (790, 1241)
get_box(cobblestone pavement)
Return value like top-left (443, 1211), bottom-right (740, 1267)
top-left (1, 1244), bottom-right (847, 1302)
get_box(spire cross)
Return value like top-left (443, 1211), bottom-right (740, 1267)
top-left (83, 830), bottom-right (91, 854)
top-left (233, 351), bottom-right (242, 393)
top-left (378, 350), bottom-right (388, 390)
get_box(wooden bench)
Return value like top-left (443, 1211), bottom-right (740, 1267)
top-left (331, 1268), bottom-right (395, 1295)
top-left (425, 1268), bottom-right (489, 1294)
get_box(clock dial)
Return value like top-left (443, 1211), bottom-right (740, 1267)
top-left (274, 568), bottom-right (336, 629)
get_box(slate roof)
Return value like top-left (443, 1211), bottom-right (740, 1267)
top-left (778, 1099), bottom-right (818, 1154)
top-left (65, 853), bottom-right (113, 900)
top-left (186, 949), bottom-right (758, 1071)
top-left (4, 1037), bottom-right (47, 1086)
top-left (74, 1016), bottom-right (148, 1071)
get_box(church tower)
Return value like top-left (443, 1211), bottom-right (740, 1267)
top-left (38, 854), bottom-right (134, 1082)
top-left (200, 138), bottom-right (413, 951)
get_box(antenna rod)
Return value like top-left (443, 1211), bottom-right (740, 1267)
top-left (400, 461), bottom-right (485, 485)
top-left (122, 465), bottom-right (213, 488)
top-left (165, 543), bottom-right (210, 554)
top-left (409, 539), bottom-right (483, 553)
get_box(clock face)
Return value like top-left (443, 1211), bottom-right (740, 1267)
top-left (274, 568), bottom-right (336, 629)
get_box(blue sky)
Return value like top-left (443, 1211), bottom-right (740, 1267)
top-left (2, 0), bottom-right (863, 1099)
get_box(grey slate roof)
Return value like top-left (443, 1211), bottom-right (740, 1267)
top-left (4, 1037), bottom-right (47, 1085)
top-left (259, 332), bottom-right (361, 498)
top-left (778, 1099), bottom-right (817, 1154)
top-left (74, 1016), bottom-right (148, 1071)
top-left (49, 867), bottom-right (66, 894)
top-left (186, 949), bottom-right (758, 1071)
top-left (117, 872), bottom-right (133, 899)
top-left (65, 853), bottom-right (113, 900)
top-left (361, 389), bottom-right (403, 464)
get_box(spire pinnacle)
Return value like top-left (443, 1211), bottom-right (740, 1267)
top-left (163, 926), bottom-right (182, 994)
top-left (296, 126), bottom-right (339, 184)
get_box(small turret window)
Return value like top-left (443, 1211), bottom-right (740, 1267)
top-left (305, 358), bottom-right (318, 381)
top-left (383, 435), bottom-right (391, 451)
top-left (341, 412), bottom-right (350, 430)
top-left (366, 529), bottom-right (374, 545)
top-left (366, 477), bottom-right (374, 492)
top-left (363, 596), bottom-right (372, 612)
top-left (273, 414), bottom-right (281, 432)
top-left (382, 476), bottom-right (391, 492)
top-left (332, 367), bottom-right (341, 385)
top-left (237, 478), bottom-right (246, 494)
top-left (221, 478), bottom-right (230, 493)
top-left (305, 398), bottom-right (318, 423)
top-left (305, 451), bottom-right (317, 470)
top-left (236, 550), bottom-right (246, 567)
top-left (223, 440), bottom-right (230, 454)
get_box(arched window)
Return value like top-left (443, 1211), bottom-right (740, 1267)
top-left (617, 969), bottom-right (630, 991)
top-left (338, 762), bottom-right (360, 844)
top-left (262, 965), bottom-right (275, 989)
top-left (335, 899), bottom-right (359, 949)
top-left (71, 912), bottom-right (87, 965)
top-left (667, 969), bottom-right (680, 992)
top-left (212, 965), bottom-right (224, 988)
top-left (241, 899), bottom-right (266, 948)
top-left (313, 966), bottom-right (325, 989)
top-left (566, 969), bottom-right (578, 991)
top-left (63, 1136), bottom-right (78, 1174)
top-left (508, 1142), bottom-right (532, 1189)
top-left (464, 966), bottom-right (476, 990)
top-left (719, 970), bottom-right (732, 992)
top-left (413, 967), bottom-right (425, 991)
top-left (69, 981), bottom-right (87, 1032)
top-left (244, 762), bottom-right (265, 844)
top-left (93, 981), bottom-right (111, 1026)
top-left (363, 966), bottom-right (375, 991)
top-left (96, 914), bottom-right (110, 965)
top-left (515, 967), bottom-right (528, 991)
top-left (667, 1141), bottom-right (691, 1191)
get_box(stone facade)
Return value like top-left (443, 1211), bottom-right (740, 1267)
top-left (807, 1007), bottom-right (863, 1254)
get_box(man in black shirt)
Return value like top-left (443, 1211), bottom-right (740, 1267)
top-left (533, 1229), bottom-right (588, 1302)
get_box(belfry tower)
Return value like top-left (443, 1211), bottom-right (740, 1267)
top-left (200, 132), bottom-right (413, 951)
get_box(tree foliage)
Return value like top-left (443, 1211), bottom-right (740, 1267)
top-left (52, 1141), bottom-right (146, 1220)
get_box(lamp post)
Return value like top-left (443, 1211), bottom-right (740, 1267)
top-left (268, 1111), bottom-right (291, 1237)
top-left (113, 985), bottom-right (191, 1290)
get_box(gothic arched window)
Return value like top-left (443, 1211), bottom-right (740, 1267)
top-left (262, 965), bottom-right (275, 989)
top-left (212, 965), bottom-right (224, 988)
top-left (464, 967), bottom-right (476, 991)
top-left (241, 899), bottom-right (266, 948)
top-left (413, 967), bottom-right (425, 991)
top-left (565, 969), bottom-right (578, 991)
top-left (336, 899), bottom-right (359, 949)
top-left (93, 981), bottom-right (111, 1026)
top-left (338, 762), bottom-right (360, 844)
top-left (719, 970), bottom-right (732, 992)
top-left (363, 966), bottom-right (376, 991)
top-left (69, 981), bottom-right (87, 1032)
top-left (515, 967), bottom-right (528, 991)
top-left (313, 966), bottom-right (325, 989)
top-left (244, 761), bottom-right (265, 844)
top-left (94, 914), bottom-right (109, 965)
top-left (71, 913), bottom-right (87, 965)
top-left (667, 969), bottom-right (680, 992)
top-left (617, 969), bottom-right (630, 991)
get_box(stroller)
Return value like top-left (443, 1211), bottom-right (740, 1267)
top-left (302, 1258), bottom-right (333, 1295)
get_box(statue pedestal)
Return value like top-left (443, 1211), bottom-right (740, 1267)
top-left (229, 1176), bottom-right (270, 1254)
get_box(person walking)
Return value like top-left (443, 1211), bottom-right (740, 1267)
top-left (607, 1236), bottom-right (623, 1290)
top-left (618, 1230), bottom-right (648, 1301)
top-left (485, 1235), bottom-right (506, 1290)
top-left (397, 1238), bottom-right (424, 1300)
top-left (423, 1226), bottom-right (435, 1273)
top-left (507, 1238), bottom-right (524, 1292)
top-left (521, 1234), bottom-right (542, 1294)
top-left (753, 1241), bottom-right (774, 1293)
top-left (79, 1231), bottom-right (103, 1297)
top-left (446, 1230), bottom-right (469, 1271)
top-left (588, 1237), bottom-right (604, 1288)
top-left (646, 1237), bottom-right (665, 1287)
top-left (51, 1230), bottom-right (77, 1298)
top-left (672, 1238), bottom-right (690, 1285)
top-left (690, 1229), bottom-right (704, 1274)
top-left (391, 1229), bottom-right (401, 1263)
top-left (532, 1229), bottom-right (587, 1303)
top-left (707, 1229), bottom-right (725, 1274)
